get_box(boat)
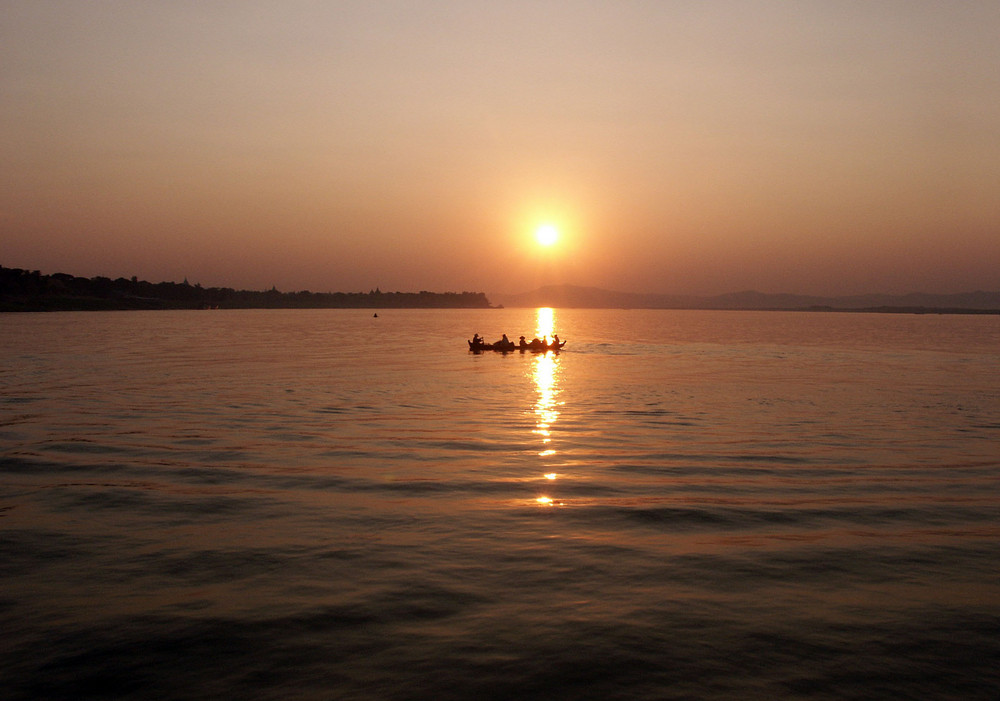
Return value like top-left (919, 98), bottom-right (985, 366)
top-left (468, 339), bottom-right (565, 353)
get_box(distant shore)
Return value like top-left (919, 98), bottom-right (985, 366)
top-left (0, 266), bottom-right (491, 312)
top-left (4, 266), bottom-right (998, 314)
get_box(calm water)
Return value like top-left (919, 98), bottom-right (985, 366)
top-left (2, 308), bottom-right (999, 700)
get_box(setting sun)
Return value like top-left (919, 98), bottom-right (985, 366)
top-left (535, 224), bottom-right (559, 247)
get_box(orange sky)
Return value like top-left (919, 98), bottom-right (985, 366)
top-left (2, 1), bottom-right (998, 296)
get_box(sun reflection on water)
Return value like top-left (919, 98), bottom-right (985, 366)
top-left (532, 353), bottom-right (559, 445)
top-left (531, 307), bottom-right (561, 449)
top-left (531, 307), bottom-right (564, 505)
top-left (535, 306), bottom-right (555, 341)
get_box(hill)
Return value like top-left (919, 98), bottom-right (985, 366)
top-left (492, 285), bottom-right (1000, 313)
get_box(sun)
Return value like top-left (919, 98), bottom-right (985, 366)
top-left (535, 224), bottom-right (559, 247)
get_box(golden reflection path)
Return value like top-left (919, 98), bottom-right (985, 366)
top-left (531, 307), bottom-right (564, 506)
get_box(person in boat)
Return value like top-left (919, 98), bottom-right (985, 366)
top-left (501, 334), bottom-right (510, 344)
top-left (552, 334), bottom-right (560, 347)
top-left (471, 333), bottom-right (484, 349)
top-left (529, 337), bottom-right (542, 350)
top-left (518, 335), bottom-right (528, 349)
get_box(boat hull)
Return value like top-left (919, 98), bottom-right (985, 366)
top-left (468, 340), bottom-right (565, 353)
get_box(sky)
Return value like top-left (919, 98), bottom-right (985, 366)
top-left (2, 1), bottom-right (998, 297)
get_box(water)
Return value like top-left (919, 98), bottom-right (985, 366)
top-left (2, 308), bottom-right (998, 700)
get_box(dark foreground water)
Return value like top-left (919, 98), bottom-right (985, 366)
top-left (2, 308), bottom-right (999, 700)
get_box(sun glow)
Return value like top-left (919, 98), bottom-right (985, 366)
top-left (535, 224), bottom-right (559, 247)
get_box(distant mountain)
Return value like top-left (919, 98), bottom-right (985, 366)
top-left (492, 285), bottom-right (1000, 312)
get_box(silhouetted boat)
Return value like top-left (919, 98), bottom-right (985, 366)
top-left (468, 339), bottom-right (565, 353)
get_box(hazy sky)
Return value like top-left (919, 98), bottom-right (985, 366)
top-left (2, 1), bottom-right (998, 296)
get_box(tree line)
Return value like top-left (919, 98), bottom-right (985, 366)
top-left (0, 266), bottom-right (492, 311)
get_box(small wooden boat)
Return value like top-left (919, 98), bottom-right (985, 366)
top-left (468, 339), bottom-right (565, 353)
